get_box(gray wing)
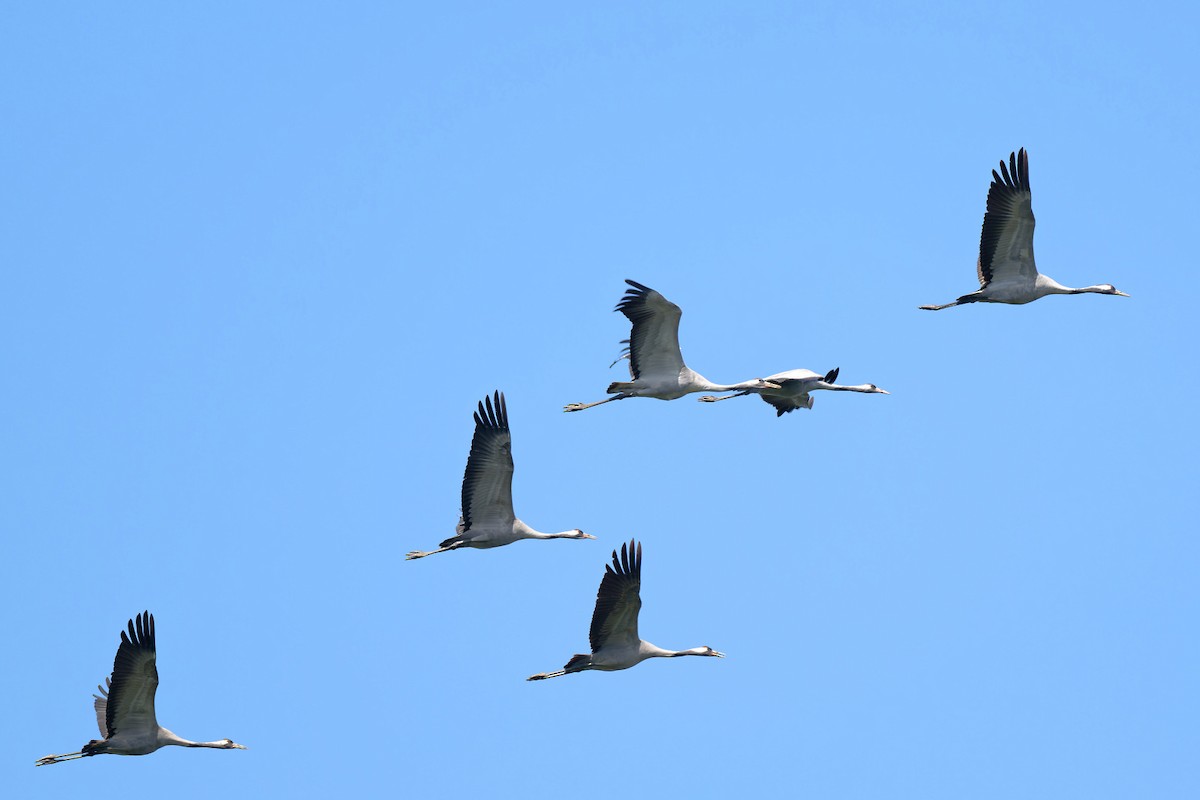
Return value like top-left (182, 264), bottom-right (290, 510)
top-left (614, 281), bottom-right (685, 382)
top-left (977, 148), bottom-right (1036, 287)
top-left (460, 391), bottom-right (514, 532)
top-left (589, 540), bottom-right (642, 652)
top-left (757, 368), bottom-right (827, 416)
top-left (759, 392), bottom-right (814, 416)
top-left (105, 611), bottom-right (159, 738)
top-left (92, 677), bottom-right (111, 738)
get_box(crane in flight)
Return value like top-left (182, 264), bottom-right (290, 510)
top-left (699, 367), bottom-right (888, 416)
top-left (564, 280), bottom-right (780, 412)
top-left (407, 391), bottom-right (594, 559)
top-left (36, 612), bottom-right (246, 766)
top-left (528, 539), bottom-right (724, 680)
top-left (920, 148), bottom-right (1128, 310)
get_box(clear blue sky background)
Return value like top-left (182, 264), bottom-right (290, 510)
top-left (3, 2), bottom-right (1197, 797)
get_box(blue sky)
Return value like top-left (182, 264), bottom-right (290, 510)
top-left (3, 2), bottom-right (1197, 797)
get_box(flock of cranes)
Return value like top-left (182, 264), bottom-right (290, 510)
top-left (37, 148), bottom-right (1126, 766)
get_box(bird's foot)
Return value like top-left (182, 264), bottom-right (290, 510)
top-left (697, 395), bottom-right (719, 403)
top-left (563, 403), bottom-right (585, 413)
top-left (405, 551), bottom-right (428, 560)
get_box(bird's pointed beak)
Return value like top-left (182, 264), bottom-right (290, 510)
top-left (232, 743), bottom-right (248, 750)
top-left (712, 650), bottom-right (726, 658)
top-left (1115, 290), bottom-right (1130, 297)
top-left (582, 533), bottom-right (597, 539)
top-left (877, 388), bottom-right (891, 395)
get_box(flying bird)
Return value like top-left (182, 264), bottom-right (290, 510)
top-left (527, 539), bottom-right (724, 680)
top-left (36, 612), bottom-right (246, 766)
top-left (407, 391), bottom-right (594, 559)
top-left (698, 367), bottom-right (889, 416)
top-left (564, 280), bottom-right (780, 412)
top-left (920, 149), bottom-right (1128, 310)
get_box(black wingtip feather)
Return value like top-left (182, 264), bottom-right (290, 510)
top-left (473, 391), bottom-right (508, 432)
top-left (993, 149), bottom-right (1031, 192)
top-left (606, 538), bottom-right (642, 578)
top-left (614, 281), bottom-right (654, 313)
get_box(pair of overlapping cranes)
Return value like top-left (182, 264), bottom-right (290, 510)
top-left (37, 149), bottom-right (1128, 765)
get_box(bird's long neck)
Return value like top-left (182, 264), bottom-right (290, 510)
top-left (1070, 284), bottom-right (1115, 295)
top-left (513, 520), bottom-right (582, 541)
top-left (157, 729), bottom-right (205, 748)
top-left (155, 727), bottom-right (232, 750)
top-left (666, 647), bottom-right (712, 657)
top-left (1037, 274), bottom-right (1121, 296)
top-left (531, 530), bottom-right (583, 540)
top-left (817, 382), bottom-right (877, 393)
top-left (643, 642), bottom-right (707, 659)
top-left (1036, 275), bottom-right (1084, 295)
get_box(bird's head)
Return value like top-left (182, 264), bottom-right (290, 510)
top-left (700, 646), bottom-right (725, 658)
top-left (865, 384), bottom-right (890, 395)
top-left (221, 739), bottom-right (247, 750)
top-left (571, 529), bottom-right (596, 540)
top-left (1102, 284), bottom-right (1130, 297)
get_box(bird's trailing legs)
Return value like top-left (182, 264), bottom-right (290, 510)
top-left (36, 751), bottom-right (87, 766)
top-left (526, 669), bottom-right (568, 681)
top-left (563, 394), bottom-right (630, 413)
top-left (405, 542), bottom-right (464, 560)
top-left (696, 393), bottom-right (748, 402)
top-left (920, 293), bottom-right (979, 311)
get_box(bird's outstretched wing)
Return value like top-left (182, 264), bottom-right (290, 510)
top-left (615, 281), bottom-right (685, 382)
top-left (759, 393), bottom-right (813, 416)
top-left (460, 391), bottom-right (515, 532)
top-left (753, 369), bottom-right (822, 416)
top-left (977, 148), bottom-right (1036, 288)
top-left (105, 611), bottom-right (159, 739)
top-left (589, 540), bottom-right (642, 653)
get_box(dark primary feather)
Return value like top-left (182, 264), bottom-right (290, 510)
top-left (105, 611), bottom-right (158, 738)
top-left (458, 391), bottom-right (514, 533)
top-left (613, 280), bottom-right (684, 382)
top-left (589, 539), bottom-right (643, 653)
top-left (761, 395), bottom-right (796, 416)
top-left (977, 148), bottom-right (1034, 287)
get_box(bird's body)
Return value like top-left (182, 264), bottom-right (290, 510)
top-left (564, 280), bottom-right (779, 412)
top-left (699, 367), bottom-right (889, 416)
top-left (920, 149), bottom-right (1128, 310)
top-left (527, 540), bottom-right (724, 680)
top-left (36, 612), bottom-right (246, 766)
top-left (406, 391), bottom-right (593, 560)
